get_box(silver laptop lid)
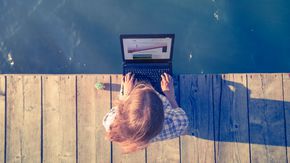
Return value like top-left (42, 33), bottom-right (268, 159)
top-left (120, 34), bottom-right (174, 63)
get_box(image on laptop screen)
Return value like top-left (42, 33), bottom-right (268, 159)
top-left (122, 36), bottom-right (173, 60)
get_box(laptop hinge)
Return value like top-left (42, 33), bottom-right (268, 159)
top-left (124, 62), bottom-right (170, 66)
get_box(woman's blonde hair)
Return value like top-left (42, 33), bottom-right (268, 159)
top-left (106, 83), bottom-right (164, 153)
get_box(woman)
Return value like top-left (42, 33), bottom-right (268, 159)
top-left (103, 72), bottom-right (189, 153)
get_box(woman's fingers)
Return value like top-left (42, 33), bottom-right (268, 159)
top-left (129, 74), bottom-right (135, 83)
top-left (161, 73), bottom-right (172, 83)
top-left (124, 73), bottom-right (128, 82)
top-left (165, 73), bottom-right (169, 82)
top-left (127, 72), bottom-right (131, 81)
top-left (124, 72), bottom-right (135, 85)
top-left (162, 73), bottom-right (172, 83)
top-left (125, 72), bottom-right (132, 82)
top-left (129, 72), bottom-right (133, 81)
top-left (122, 75), bottom-right (125, 83)
top-left (161, 74), bottom-right (165, 82)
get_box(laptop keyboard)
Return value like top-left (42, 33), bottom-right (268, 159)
top-left (124, 66), bottom-right (170, 93)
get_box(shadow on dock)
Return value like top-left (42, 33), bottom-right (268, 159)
top-left (181, 74), bottom-right (289, 148)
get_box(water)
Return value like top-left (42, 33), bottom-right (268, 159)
top-left (1, 0), bottom-right (290, 74)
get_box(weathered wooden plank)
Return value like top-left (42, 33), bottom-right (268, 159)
top-left (213, 74), bottom-right (222, 162)
top-left (43, 75), bottom-right (76, 163)
top-left (0, 76), bottom-right (5, 163)
top-left (77, 75), bottom-right (111, 163)
top-left (111, 75), bottom-right (146, 163)
top-left (147, 138), bottom-right (180, 163)
top-left (283, 73), bottom-right (290, 162)
top-left (6, 75), bottom-right (41, 163)
top-left (180, 74), bottom-right (214, 163)
top-left (247, 74), bottom-right (286, 163)
top-left (214, 74), bottom-right (250, 163)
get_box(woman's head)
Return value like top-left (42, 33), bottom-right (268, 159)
top-left (106, 83), bottom-right (164, 153)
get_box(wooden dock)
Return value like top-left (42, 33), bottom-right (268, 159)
top-left (0, 73), bottom-right (290, 163)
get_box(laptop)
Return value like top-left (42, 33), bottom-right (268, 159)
top-left (120, 34), bottom-right (175, 94)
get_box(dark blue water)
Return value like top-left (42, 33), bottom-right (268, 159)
top-left (1, 0), bottom-right (290, 74)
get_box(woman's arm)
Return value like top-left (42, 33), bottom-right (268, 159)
top-left (102, 107), bottom-right (117, 132)
top-left (166, 95), bottom-right (179, 108)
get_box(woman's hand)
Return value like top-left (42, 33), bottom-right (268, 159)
top-left (161, 73), bottom-right (175, 96)
top-left (121, 72), bottom-right (136, 97)
top-left (161, 73), bottom-right (178, 108)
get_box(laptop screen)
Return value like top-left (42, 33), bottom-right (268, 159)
top-left (121, 34), bottom-right (174, 61)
